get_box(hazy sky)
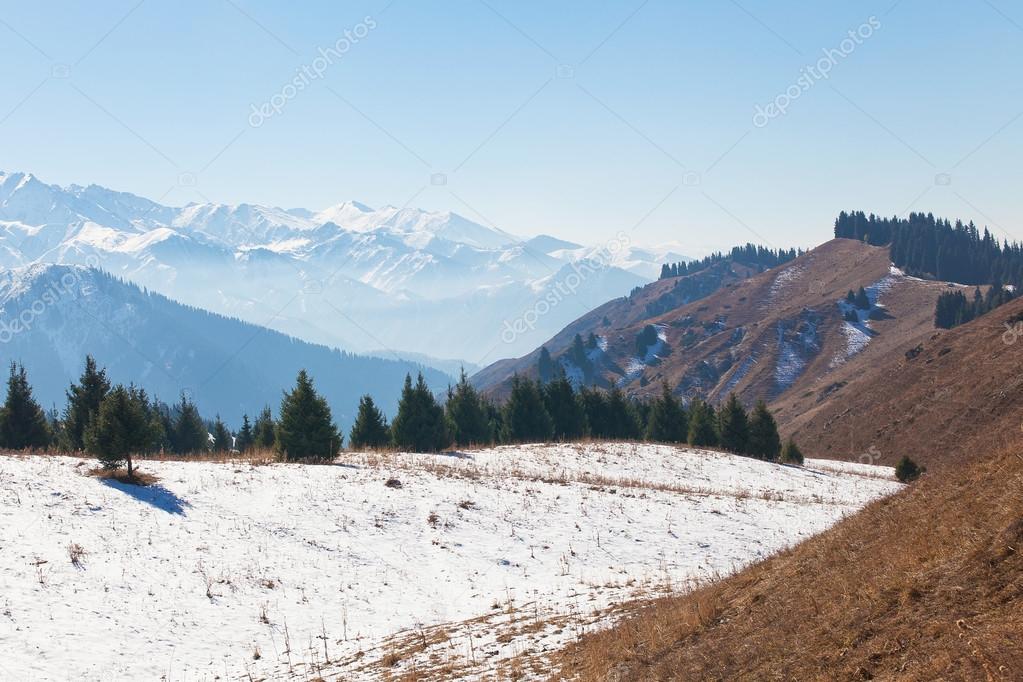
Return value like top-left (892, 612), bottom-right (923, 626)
top-left (2, 1), bottom-right (1021, 254)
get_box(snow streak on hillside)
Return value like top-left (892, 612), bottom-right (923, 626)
top-left (0, 445), bottom-right (899, 680)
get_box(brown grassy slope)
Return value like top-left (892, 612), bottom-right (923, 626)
top-left (555, 442), bottom-right (1023, 681)
top-left (777, 294), bottom-right (1023, 469)
top-left (477, 239), bottom-right (955, 413)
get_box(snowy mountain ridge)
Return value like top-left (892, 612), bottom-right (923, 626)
top-left (0, 170), bottom-right (687, 363)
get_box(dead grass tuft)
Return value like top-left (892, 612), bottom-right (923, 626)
top-left (86, 467), bottom-right (159, 486)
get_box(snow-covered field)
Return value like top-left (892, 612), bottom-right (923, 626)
top-left (0, 444), bottom-right (900, 681)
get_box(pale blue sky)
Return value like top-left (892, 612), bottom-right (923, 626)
top-left (1, 0), bottom-right (1021, 254)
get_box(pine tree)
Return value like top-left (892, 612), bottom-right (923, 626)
top-left (687, 397), bottom-right (718, 447)
top-left (645, 383), bottom-right (687, 443)
top-left (845, 290), bottom-right (856, 305)
top-left (717, 394), bottom-right (749, 454)
top-left (781, 438), bottom-right (804, 465)
top-left (543, 371), bottom-right (587, 441)
top-left (501, 375), bottom-right (553, 443)
top-left (855, 286), bottom-right (871, 310)
top-left (85, 385), bottom-right (153, 478)
top-left (746, 400), bottom-right (781, 461)
top-left (63, 355), bottom-right (110, 451)
top-left (605, 387), bottom-right (641, 439)
top-left (391, 373), bottom-right (449, 452)
top-left (579, 386), bottom-right (609, 438)
top-left (349, 394), bottom-right (391, 449)
top-left (253, 406), bottom-right (276, 449)
top-left (0, 362), bottom-right (50, 450)
top-left (537, 347), bottom-right (555, 383)
top-left (236, 414), bottom-right (254, 452)
top-left (173, 393), bottom-right (208, 454)
top-left (276, 369), bottom-right (342, 461)
top-left (895, 455), bottom-right (924, 482)
top-left (445, 369), bottom-right (492, 446)
top-left (211, 415), bottom-right (231, 452)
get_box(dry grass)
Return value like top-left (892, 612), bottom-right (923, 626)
top-left (555, 444), bottom-right (1023, 681)
top-left (85, 466), bottom-right (160, 486)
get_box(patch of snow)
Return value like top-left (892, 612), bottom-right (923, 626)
top-left (0, 446), bottom-right (899, 680)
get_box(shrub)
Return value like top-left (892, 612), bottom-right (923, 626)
top-left (781, 438), bottom-right (804, 465)
top-left (895, 455), bottom-right (924, 482)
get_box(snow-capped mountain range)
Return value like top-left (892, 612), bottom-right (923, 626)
top-left (0, 171), bottom-right (688, 364)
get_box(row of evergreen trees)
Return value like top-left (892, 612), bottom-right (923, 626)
top-left (0, 357), bottom-right (802, 467)
top-left (934, 285), bottom-right (1016, 329)
top-left (834, 210), bottom-right (1023, 288)
top-left (658, 244), bottom-right (801, 280)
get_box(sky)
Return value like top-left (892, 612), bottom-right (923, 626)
top-left (1, 0), bottom-right (1021, 255)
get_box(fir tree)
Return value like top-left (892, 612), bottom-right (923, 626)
top-left (717, 394), bottom-right (749, 454)
top-left (0, 362), bottom-right (50, 450)
top-left (845, 290), bottom-right (856, 305)
top-left (501, 375), bottom-right (553, 443)
top-left (63, 355), bottom-right (110, 451)
top-left (236, 414), bottom-right (254, 452)
top-left (895, 455), bottom-right (924, 482)
top-left (543, 371), bottom-right (587, 441)
top-left (605, 387), bottom-right (641, 439)
top-left (85, 385), bottom-right (153, 478)
top-left (173, 393), bottom-right (208, 454)
top-left (276, 369), bottom-right (342, 461)
top-left (537, 347), bottom-right (555, 384)
top-left (579, 386), bottom-right (610, 438)
top-left (687, 397), bottom-right (718, 447)
top-left (445, 369), bottom-right (492, 446)
top-left (253, 406), bottom-right (276, 449)
top-left (645, 383), bottom-right (687, 443)
top-left (391, 373), bottom-right (449, 452)
top-left (211, 415), bottom-right (231, 452)
top-left (349, 395), bottom-right (391, 449)
top-left (855, 286), bottom-right (871, 310)
top-left (746, 400), bottom-right (782, 461)
top-left (781, 438), bottom-right (804, 465)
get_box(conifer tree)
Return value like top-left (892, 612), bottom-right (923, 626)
top-left (235, 414), bottom-right (254, 452)
top-left (579, 386), bottom-right (609, 438)
top-left (855, 286), bottom-right (871, 310)
top-left (276, 369), bottom-right (341, 460)
top-left (687, 397), bottom-right (718, 447)
top-left (605, 387), bottom-right (641, 439)
top-left (349, 394), bottom-right (391, 449)
top-left (85, 385), bottom-right (153, 478)
top-left (537, 347), bottom-right (555, 384)
top-left (253, 406), bottom-right (276, 449)
top-left (645, 383), bottom-right (687, 443)
top-left (717, 394), bottom-right (749, 454)
top-left (211, 415), bottom-right (231, 452)
top-left (501, 375), bottom-right (553, 443)
top-left (391, 373), bottom-right (449, 452)
top-left (895, 455), bottom-right (924, 482)
top-left (63, 355), bottom-right (110, 451)
top-left (445, 369), bottom-right (492, 446)
top-left (781, 438), bottom-right (804, 465)
top-left (542, 371), bottom-right (587, 441)
top-left (173, 393), bottom-right (208, 454)
top-left (0, 362), bottom-right (50, 450)
top-left (746, 400), bottom-right (782, 461)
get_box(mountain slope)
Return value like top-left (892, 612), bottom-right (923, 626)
top-left (0, 264), bottom-right (449, 430)
top-left (776, 293), bottom-right (1023, 469)
top-left (557, 439), bottom-right (1023, 681)
top-left (0, 170), bottom-right (660, 362)
top-left (475, 239), bottom-right (958, 413)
